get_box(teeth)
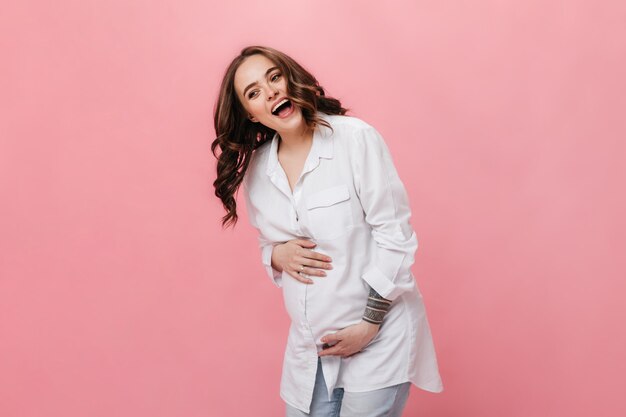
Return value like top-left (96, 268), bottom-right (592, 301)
top-left (272, 98), bottom-right (289, 114)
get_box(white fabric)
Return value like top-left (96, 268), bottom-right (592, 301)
top-left (242, 111), bottom-right (444, 413)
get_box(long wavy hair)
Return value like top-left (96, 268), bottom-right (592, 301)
top-left (211, 45), bottom-right (351, 228)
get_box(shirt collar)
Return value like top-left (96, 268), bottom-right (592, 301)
top-left (266, 111), bottom-right (334, 177)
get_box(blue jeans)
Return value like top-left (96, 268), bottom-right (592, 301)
top-left (285, 357), bottom-right (411, 417)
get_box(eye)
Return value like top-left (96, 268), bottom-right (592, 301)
top-left (248, 90), bottom-right (258, 99)
top-left (271, 72), bottom-right (281, 82)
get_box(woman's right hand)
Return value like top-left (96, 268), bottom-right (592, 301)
top-left (271, 239), bottom-right (333, 284)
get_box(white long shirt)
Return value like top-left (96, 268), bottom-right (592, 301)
top-left (242, 111), bottom-right (443, 413)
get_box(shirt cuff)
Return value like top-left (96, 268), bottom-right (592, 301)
top-left (361, 239), bottom-right (416, 301)
top-left (261, 243), bottom-right (283, 288)
top-left (362, 266), bottom-right (415, 301)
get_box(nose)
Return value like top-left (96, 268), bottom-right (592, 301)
top-left (265, 84), bottom-right (279, 100)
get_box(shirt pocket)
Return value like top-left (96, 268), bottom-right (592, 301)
top-left (305, 184), bottom-right (354, 240)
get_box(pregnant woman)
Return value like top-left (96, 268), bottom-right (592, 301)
top-left (211, 45), bottom-right (443, 416)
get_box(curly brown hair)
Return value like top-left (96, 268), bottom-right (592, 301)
top-left (211, 45), bottom-right (351, 228)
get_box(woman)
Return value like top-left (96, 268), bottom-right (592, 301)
top-left (211, 45), bottom-right (443, 416)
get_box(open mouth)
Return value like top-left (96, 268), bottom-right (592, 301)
top-left (271, 98), bottom-right (294, 118)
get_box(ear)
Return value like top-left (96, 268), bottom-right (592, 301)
top-left (248, 114), bottom-right (258, 123)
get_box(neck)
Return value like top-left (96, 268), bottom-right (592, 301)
top-left (277, 122), bottom-right (314, 153)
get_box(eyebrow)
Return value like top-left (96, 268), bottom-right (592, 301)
top-left (242, 66), bottom-right (280, 98)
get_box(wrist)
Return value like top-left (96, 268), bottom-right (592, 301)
top-left (363, 286), bottom-right (391, 326)
top-left (361, 319), bottom-right (381, 332)
top-left (270, 243), bottom-right (284, 272)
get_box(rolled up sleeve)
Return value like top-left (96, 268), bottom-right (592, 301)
top-left (259, 238), bottom-right (283, 287)
top-left (351, 125), bottom-right (418, 301)
top-left (242, 178), bottom-right (283, 288)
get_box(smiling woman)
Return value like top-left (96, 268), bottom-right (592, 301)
top-left (210, 45), bottom-right (443, 416)
top-left (241, 66), bottom-right (293, 118)
top-left (242, 60), bottom-right (294, 119)
top-left (211, 47), bottom-right (347, 226)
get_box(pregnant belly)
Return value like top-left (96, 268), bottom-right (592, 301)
top-left (281, 268), bottom-right (369, 337)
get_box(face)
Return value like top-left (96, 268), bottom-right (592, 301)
top-left (234, 54), bottom-right (305, 135)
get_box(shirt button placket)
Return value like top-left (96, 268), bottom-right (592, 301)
top-left (302, 282), bottom-right (317, 362)
top-left (290, 206), bottom-right (299, 230)
top-left (293, 172), bottom-right (316, 360)
top-left (292, 185), bottom-right (303, 233)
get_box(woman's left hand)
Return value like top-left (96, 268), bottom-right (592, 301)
top-left (318, 320), bottom-right (380, 358)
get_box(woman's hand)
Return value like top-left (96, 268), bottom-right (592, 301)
top-left (271, 239), bottom-right (333, 284)
top-left (318, 320), bottom-right (380, 358)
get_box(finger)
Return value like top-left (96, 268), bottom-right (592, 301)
top-left (318, 344), bottom-right (343, 357)
top-left (287, 270), bottom-right (313, 285)
top-left (320, 332), bottom-right (341, 344)
top-left (305, 266), bottom-right (327, 277)
top-left (295, 258), bottom-right (327, 277)
top-left (304, 249), bottom-right (333, 263)
top-left (306, 257), bottom-right (333, 272)
top-left (323, 343), bottom-right (357, 358)
top-left (296, 239), bottom-right (317, 248)
top-left (290, 262), bottom-right (322, 280)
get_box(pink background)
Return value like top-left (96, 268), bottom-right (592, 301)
top-left (1, 1), bottom-right (625, 416)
